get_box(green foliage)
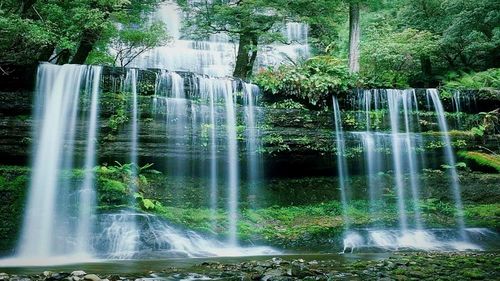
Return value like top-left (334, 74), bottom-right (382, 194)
top-left (96, 161), bottom-right (160, 208)
top-left (102, 92), bottom-right (128, 139)
top-left (134, 193), bottom-right (158, 210)
top-left (109, 21), bottom-right (170, 67)
top-left (471, 125), bottom-right (486, 137)
top-left (261, 133), bottom-right (290, 154)
top-left (398, 0), bottom-right (499, 72)
top-left (268, 99), bottom-right (306, 110)
top-left (97, 178), bottom-right (129, 206)
top-left (465, 109), bottom-right (500, 144)
top-left (440, 162), bottom-right (467, 170)
top-left (0, 0), bottom-right (165, 65)
top-left (360, 25), bottom-right (439, 87)
top-left (254, 56), bottom-right (352, 106)
top-left (442, 69), bottom-right (500, 91)
top-left (0, 166), bottom-right (29, 253)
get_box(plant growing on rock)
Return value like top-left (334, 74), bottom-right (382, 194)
top-left (254, 56), bottom-right (353, 108)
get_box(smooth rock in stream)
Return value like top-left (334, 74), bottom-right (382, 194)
top-left (71, 272), bottom-right (86, 277)
top-left (83, 274), bottom-right (101, 281)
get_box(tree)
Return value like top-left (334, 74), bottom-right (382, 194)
top-left (111, 22), bottom-right (170, 67)
top-left (361, 23), bottom-right (439, 87)
top-left (179, 0), bottom-right (283, 79)
top-left (397, 0), bottom-right (500, 72)
top-left (71, 0), bottom-right (162, 65)
top-left (0, 0), bottom-right (165, 66)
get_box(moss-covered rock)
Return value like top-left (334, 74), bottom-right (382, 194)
top-left (458, 151), bottom-right (500, 173)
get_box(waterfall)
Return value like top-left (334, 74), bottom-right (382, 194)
top-left (17, 63), bottom-right (101, 261)
top-left (427, 89), bottom-right (467, 240)
top-left (126, 69), bottom-right (139, 174)
top-left (244, 83), bottom-right (262, 207)
top-left (107, 68), bottom-right (141, 259)
top-left (152, 73), bottom-right (266, 248)
top-left (338, 89), bottom-right (473, 252)
top-left (223, 82), bottom-right (239, 246)
top-left (208, 81), bottom-right (218, 228)
top-left (76, 66), bottom-right (102, 254)
top-left (130, 1), bottom-right (310, 76)
top-left (332, 97), bottom-right (351, 230)
top-left (451, 90), bottom-right (476, 127)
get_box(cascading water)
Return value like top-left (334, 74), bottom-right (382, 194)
top-left (336, 89), bottom-right (477, 252)
top-left (244, 83), bottom-right (262, 207)
top-left (332, 97), bottom-right (362, 252)
top-left (76, 66), bottom-right (102, 254)
top-left (130, 1), bottom-right (310, 76)
top-left (427, 89), bottom-right (467, 240)
top-left (15, 63), bottom-right (102, 263)
top-left (103, 68), bottom-right (141, 260)
top-left (149, 71), bottom-right (274, 254)
top-left (450, 90), bottom-right (476, 127)
top-left (224, 81), bottom-right (239, 247)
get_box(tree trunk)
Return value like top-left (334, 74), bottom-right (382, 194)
top-left (20, 0), bottom-right (37, 16)
top-left (38, 45), bottom-right (55, 62)
top-left (420, 55), bottom-right (432, 86)
top-left (348, 2), bottom-right (360, 73)
top-left (57, 49), bottom-right (71, 65)
top-left (247, 36), bottom-right (258, 78)
top-left (233, 33), bottom-right (258, 80)
top-left (234, 34), bottom-right (252, 79)
top-left (70, 29), bottom-right (101, 65)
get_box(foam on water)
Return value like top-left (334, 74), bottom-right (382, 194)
top-left (342, 228), bottom-right (491, 253)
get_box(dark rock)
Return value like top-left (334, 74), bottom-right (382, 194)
top-left (291, 263), bottom-right (313, 278)
top-left (46, 273), bottom-right (70, 281)
top-left (106, 275), bottom-right (121, 281)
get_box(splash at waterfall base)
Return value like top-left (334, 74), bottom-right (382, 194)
top-left (0, 65), bottom-right (499, 265)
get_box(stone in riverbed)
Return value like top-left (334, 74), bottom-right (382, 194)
top-left (83, 274), bottom-right (101, 281)
top-left (291, 263), bottom-right (313, 278)
top-left (46, 272), bottom-right (70, 281)
top-left (71, 272), bottom-right (86, 277)
top-left (107, 275), bottom-right (121, 281)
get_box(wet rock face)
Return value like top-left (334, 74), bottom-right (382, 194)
top-left (0, 89), bottom-right (494, 177)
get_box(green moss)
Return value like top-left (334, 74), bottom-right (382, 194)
top-left (133, 194), bottom-right (499, 245)
top-left (462, 268), bottom-right (486, 279)
top-left (0, 166), bottom-right (29, 253)
top-left (0, 163), bottom-right (498, 250)
top-left (458, 151), bottom-right (500, 173)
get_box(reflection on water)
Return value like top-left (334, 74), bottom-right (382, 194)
top-left (0, 253), bottom-right (390, 275)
